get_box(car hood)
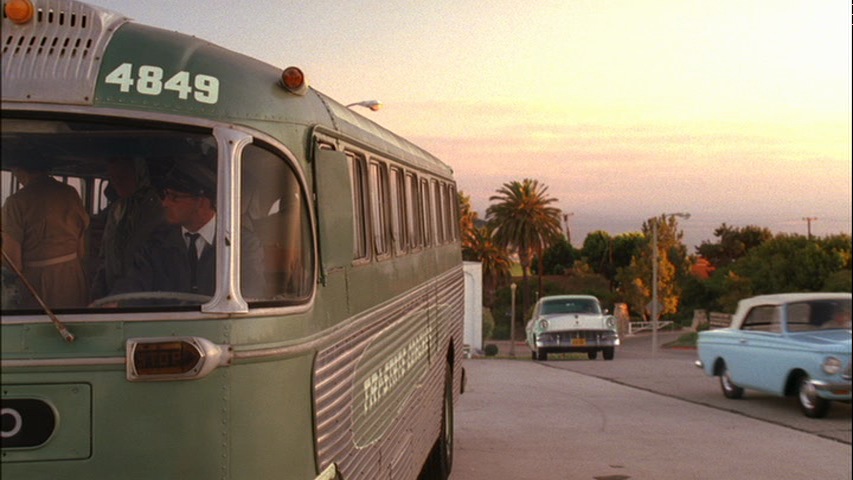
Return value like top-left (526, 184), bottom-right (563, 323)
top-left (538, 313), bottom-right (611, 331)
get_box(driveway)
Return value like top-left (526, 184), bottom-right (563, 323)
top-left (479, 330), bottom-right (851, 444)
top-left (454, 340), bottom-right (852, 480)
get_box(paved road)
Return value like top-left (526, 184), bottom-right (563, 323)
top-left (453, 332), bottom-right (852, 480)
top-left (484, 331), bottom-right (851, 444)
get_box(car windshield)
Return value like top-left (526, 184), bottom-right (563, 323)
top-left (540, 299), bottom-right (601, 315)
top-left (785, 299), bottom-right (852, 332)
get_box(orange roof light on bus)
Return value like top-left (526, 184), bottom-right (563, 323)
top-left (5, 0), bottom-right (35, 24)
top-left (280, 66), bottom-right (308, 95)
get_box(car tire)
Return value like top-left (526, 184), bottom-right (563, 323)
top-left (587, 351), bottom-right (598, 360)
top-left (797, 374), bottom-right (830, 418)
top-left (719, 364), bottom-right (744, 399)
top-left (603, 348), bottom-right (615, 361)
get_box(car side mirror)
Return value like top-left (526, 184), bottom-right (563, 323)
top-left (603, 309), bottom-right (610, 314)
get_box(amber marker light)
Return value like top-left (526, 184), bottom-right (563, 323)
top-left (280, 66), bottom-right (308, 95)
top-left (5, 0), bottom-right (35, 24)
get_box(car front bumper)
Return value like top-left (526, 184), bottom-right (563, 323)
top-left (535, 330), bottom-right (619, 352)
top-left (809, 378), bottom-right (852, 400)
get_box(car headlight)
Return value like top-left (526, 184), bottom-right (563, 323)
top-left (822, 356), bottom-right (843, 375)
top-left (538, 318), bottom-right (549, 330)
top-left (605, 316), bottom-right (616, 329)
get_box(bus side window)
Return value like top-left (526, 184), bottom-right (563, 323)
top-left (242, 145), bottom-right (313, 302)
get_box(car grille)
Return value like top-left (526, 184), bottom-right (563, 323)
top-left (540, 330), bottom-right (616, 343)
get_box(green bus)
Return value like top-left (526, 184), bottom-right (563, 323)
top-left (1, 1), bottom-right (464, 478)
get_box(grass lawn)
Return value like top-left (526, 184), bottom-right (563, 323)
top-left (664, 331), bottom-right (698, 349)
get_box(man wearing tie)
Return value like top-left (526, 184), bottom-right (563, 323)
top-left (108, 158), bottom-right (265, 301)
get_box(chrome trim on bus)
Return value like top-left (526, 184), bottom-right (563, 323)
top-left (204, 127), bottom-right (254, 314)
top-left (1, 356), bottom-right (125, 368)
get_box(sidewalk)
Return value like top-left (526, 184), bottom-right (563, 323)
top-left (485, 340), bottom-right (531, 358)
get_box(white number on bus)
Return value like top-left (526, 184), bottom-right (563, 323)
top-left (104, 63), bottom-right (220, 105)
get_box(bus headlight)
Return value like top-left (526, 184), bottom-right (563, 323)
top-left (127, 337), bottom-right (231, 382)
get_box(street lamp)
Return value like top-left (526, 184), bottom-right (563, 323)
top-left (345, 100), bottom-right (383, 112)
top-left (651, 212), bottom-right (690, 355)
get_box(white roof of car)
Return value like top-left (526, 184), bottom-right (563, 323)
top-left (538, 295), bottom-right (599, 303)
top-left (732, 292), bottom-right (851, 325)
top-left (737, 292), bottom-right (851, 309)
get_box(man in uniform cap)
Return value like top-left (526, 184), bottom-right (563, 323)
top-left (107, 158), bottom-right (265, 301)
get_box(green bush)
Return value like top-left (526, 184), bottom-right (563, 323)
top-left (484, 344), bottom-right (499, 357)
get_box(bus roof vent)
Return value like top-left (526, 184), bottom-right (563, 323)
top-left (2, 0), bottom-right (128, 105)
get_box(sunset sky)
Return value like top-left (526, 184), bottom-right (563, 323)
top-left (89, 0), bottom-right (851, 249)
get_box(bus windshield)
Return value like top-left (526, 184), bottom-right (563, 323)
top-left (1, 116), bottom-right (313, 313)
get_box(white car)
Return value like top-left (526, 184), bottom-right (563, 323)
top-left (525, 295), bottom-right (619, 361)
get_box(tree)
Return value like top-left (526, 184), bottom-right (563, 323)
top-left (611, 233), bottom-right (645, 272)
top-left (486, 179), bottom-right (563, 335)
top-left (616, 215), bottom-right (690, 319)
top-left (458, 191), bottom-right (478, 260)
top-left (463, 225), bottom-right (512, 307)
top-left (581, 231), bottom-right (613, 278)
top-left (696, 224), bottom-right (772, 268)
top-left (533, 237), bottom-right (577, 275)
top-left (726, 234), bottom-right (847, 296)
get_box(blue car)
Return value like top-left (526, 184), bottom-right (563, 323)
top-left (696, 293), bottom-right (851, 418)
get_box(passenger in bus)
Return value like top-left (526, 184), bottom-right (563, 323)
top-left (1, 157), bottom-right (90, 308)
top-left (107, 159), bottom-right (266, 300)
top-left (90, 157), bottom-right (165, 299)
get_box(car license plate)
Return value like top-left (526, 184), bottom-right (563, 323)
top-left (571, 338), bottom-right (586, 346)
top-left (1, 384), bottom-right (91, 462)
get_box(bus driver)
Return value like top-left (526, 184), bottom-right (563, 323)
top-left (107, 159), bottom-right (266, 301)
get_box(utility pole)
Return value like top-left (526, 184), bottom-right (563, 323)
top-left (509, 283), bottom-right (517, 358)
top-left (562, 212), bottom-right (574, 245)
top-left (802, 217), bottom-right (817, 240)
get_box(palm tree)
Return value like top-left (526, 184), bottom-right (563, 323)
top-left (464, 225), bottom-right (512, 307)
top-left (486, 179), bottom-right (563, 336)
top-left (458, 190), bottom-right (478, 259)
top-left (458, 191), bottom-right (512, 306)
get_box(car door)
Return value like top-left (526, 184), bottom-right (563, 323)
top-left (726, 305), bottom-right (784, 391)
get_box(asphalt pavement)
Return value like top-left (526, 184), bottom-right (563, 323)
top-left (453, 349), bottom-right (852, 480)
top-left (472, 330), bottom-right (851, 444)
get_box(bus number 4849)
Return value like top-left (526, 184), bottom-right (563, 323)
top-left (104, 63), bottom-right (220, 105)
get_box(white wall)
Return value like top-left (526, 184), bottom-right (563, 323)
top-left (463, 261), bottom-right (483, 356)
